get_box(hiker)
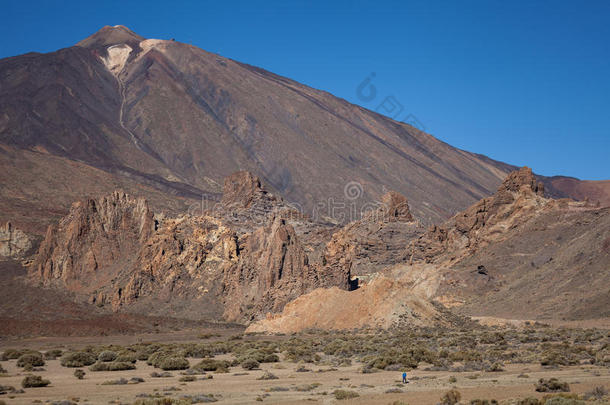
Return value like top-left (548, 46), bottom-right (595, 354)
top-left (402, 371), bottom-right (407, 383)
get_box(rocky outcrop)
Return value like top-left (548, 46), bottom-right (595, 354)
top-left (221, 171), bottom-right (277, 209)
top-left (29, 172), bottom-right (353, 322)
top-left (0, 222), bottom-right (32, 258)
top-left (222, 214), bottom-right (349, 321)
top-left (245, 276), bottom-right (452, 333)
top-left (34, 191), bottom-right (154, 290)
top-left (323, 191), bottom-right (421, 276)
top-left (407, 167), bottom-right (549, 264)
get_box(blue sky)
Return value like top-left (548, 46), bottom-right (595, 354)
top-left (1, 0), bottom-right (608, 180)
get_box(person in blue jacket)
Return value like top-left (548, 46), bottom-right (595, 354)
top-left (402, 371), bottom-right (407, 383)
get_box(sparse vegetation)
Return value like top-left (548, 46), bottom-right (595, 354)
top-left (89, 361), bottom-right (136, 371)
top-left (440, 388), bottom-right (461, 405)
top-left (61, 352), bottom-right (97, 367)
top-left (98, 350), bottom-right (118, 362)
top-left (17, 352), bottom-right (45, 368)
top-left (74, 369), bottom-right (86, 379)
top-left (535, 378), bottom-right (570, 392)
top-left (240, 358), bottom-right (260, 370)
top-left (158, 357), bottom-right (190, 371)
top-left (21, 375), bottom-right (50, 388)
top-left (3, 324), bottom-right (609, 403)
top-left (333, 389), bottom-right (359, 400)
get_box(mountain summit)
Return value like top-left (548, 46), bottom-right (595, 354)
top-left (0, 26), bottom-right (607, 237)
top-left (76, 25), bottom-right (145, 49)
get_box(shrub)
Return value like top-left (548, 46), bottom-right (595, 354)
top-left (61, 352), bottom-right (97, 367)
top-left (584, 385), bottom-right (608, 400)
top-left (449, 375), bottom-right (457, 383)
top-left (440, 389), bottom-right (461, 405)
top-left (89, 361), bottom-right (135, 371)
top-left (193, 358), bottom-right (230, 372)
top-left (158, 357), bottom-right (189, 371)
top-left (1, 349), bottom-right (23, 360)
top-left (17, 353), bottom-right (45, 368)
top-left (21, 375), bottom-right (51, 388)
top-left (535, 378), bottom-right (570, 392)
top-left (74, 369), bottom-right (86, 379)
top-left (470, 400), bottom-right (498, 405)
top-left (98, 351), bottom-right (118, 362)
top-left (516, 399), bottom-right (541, 405)
top-left (179, 375), bottom-right (197, 382)
top-left (44, 349), bottom-right (63, 360)
top-left (333, 389), bottom-right (359, 400)
top-left (486, 362), bottom-right (504, 372)
top-left (0, 385), bottom-right (17, 395)
top-left (115, 353), bottom-right (138, 363)
top-left (543, 397), bottom-right (585, 405)
top-left (240, 358), bottom-right (260, 370)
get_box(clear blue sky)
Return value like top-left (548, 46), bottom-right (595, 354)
top-left (1, 0), bottom-right (608, 180)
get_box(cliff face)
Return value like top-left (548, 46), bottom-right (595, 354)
top-left (29, 172), bottom-right (353, 322)
top-left (34, 191), bottom-right (154, 290)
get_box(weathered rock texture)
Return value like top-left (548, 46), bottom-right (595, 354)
top-left (407, 167), bottom-right (549, 263)
top-left (404, 167), bottom-right (610, 320)
top-left (30, 172), bottom-right (353, 322)
top-left (246, 276), bottom-right (458, 333)
top-left (323, 191), bottom-right (422, 277)
top-left (0, 222), bottom-right (32, 258)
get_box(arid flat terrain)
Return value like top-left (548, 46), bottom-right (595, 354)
top-left (1, 326), bottom-right (608, 404)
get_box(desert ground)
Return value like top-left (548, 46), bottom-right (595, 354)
top-left (1, 326), bottom-right (608, 405)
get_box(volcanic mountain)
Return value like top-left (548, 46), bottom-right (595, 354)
top-left (2, 25), bottom-right (607, 239)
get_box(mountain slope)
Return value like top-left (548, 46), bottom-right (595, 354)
top-left (0, 25), bottom-right (548, 234)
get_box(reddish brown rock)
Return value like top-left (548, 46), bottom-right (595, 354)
top-left (324, 190), bottom-right (421, 276)
top-left (34, 191), bottom-right (154, 290)
top-left (407, 167), bottom-right (548, 263)
top-left (29, 172), bottom-right (353, 322)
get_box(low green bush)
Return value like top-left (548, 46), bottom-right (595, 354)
top-left (193, 358), bottom-right (230, 372)
top-left (74, 369), bottom-right (86, 379)
top-left (89, 361), bottom-right (135, 371)
top-left (98, 351), bottom-right (118, 362)
top-left (21, 375), bottom-right (50, 388)
top-left (535, 378), bottom-right (570, 393)
top-left (333, 389), bottom-right (359, 400)
top-left (240, 358), bottom-right (260, 370)
top-left (44, 349), bottom-right (63, 360)
top-left (158, 357), bottom-right (189, 371)
top-left (61, 352), bottom-right (97, 367)
top-left (17, 353), bottom-right (45, 368)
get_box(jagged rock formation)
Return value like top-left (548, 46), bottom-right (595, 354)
top-left (323, 191), bottom-right (422, 277)
top-left (402, 167), bottom-right (610, 320)
top-left (34, 191), bottom-right (154, 290)
top-left (407, 167), bottom-right (550, 263)
top-left (30, 172), bottom-right (353, 322)
top-left (0, 222), bottom-right (32, 258)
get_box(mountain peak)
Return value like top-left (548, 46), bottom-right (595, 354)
top-left (76, 25), bottom-right (145, 49)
